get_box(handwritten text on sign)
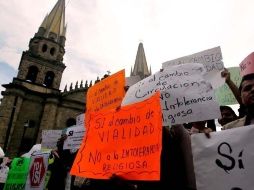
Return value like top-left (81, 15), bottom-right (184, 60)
top-left (239, 52), bottom-right (254, 77)
top-left (86, 70), bottom-right (125, 112)
top-left (71, 92), bottom-right (162, 180)
top-left (122, 63), bottom-right (221, 125)
top-left (191, 125), bottom-right (254, 190)
top-left (162, 46), bottom-right (224, 88)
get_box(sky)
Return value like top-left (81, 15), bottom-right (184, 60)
top-left (0, 0), bottom-right (254, 98)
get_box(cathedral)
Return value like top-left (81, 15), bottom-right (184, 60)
top-left (0, 0), bottom-right (151, 157)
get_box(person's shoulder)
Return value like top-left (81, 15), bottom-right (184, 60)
top-left (222, 116), bottom-right (246, 130)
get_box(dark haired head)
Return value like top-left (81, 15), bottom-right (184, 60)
top-left (219, 106), bottom-right (237, 117)
top-left (218, 106), bottom-right (238, 126)
top-left (239, 73), bottom-right (254, 94)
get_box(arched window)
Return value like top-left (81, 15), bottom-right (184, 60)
top-left (43, 71), bottom-right (55, 87)
top-left (66, 118), bottom-right (76, 127)
top-left (42, 44), bottom-right (48, 52)
top-left (50, 47), bottom-right (56, 56)
top-left (26, 66), bottom-right (38, 83)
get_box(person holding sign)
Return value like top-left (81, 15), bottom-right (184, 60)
top-left (47, 134), bottom-right (77, 190)
top-left (223, 73), bottom-right (254, 129)
top-left (74, 125), bottom-right (196, 190)
top-left (221, 68), bottom-right (242, 105)
top-left (221, 68), bottom-right (246, 117)
top-left (154, 125), bottom-right (196, 190)
top-left (71, 91), bottom-right (196, 190)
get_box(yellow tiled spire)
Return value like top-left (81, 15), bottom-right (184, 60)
top-left (40, 0), bottom-right (66, 39)
top-left (131, 43), bottom-right (151, 79)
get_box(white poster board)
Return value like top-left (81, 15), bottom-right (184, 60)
top-left (25, 153), bottom-right (49, 190)
top-left (41, 130), bottom-right (62, 149)
top-left (63, 125), bottom-right (85, 150)
top-left (162, 46), bottom-right (225, 88)
top-left (76, 113), bottom-right (85, 126)
top-left (122, 63), bottom-right (221, 125)
top-left (191, 125), bottom-right (254, 190)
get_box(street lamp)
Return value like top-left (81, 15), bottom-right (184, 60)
top-left (18, 120), bottom-right (35, 155)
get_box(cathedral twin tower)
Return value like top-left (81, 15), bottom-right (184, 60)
top-left (0, 0), bottom-right (150, 156)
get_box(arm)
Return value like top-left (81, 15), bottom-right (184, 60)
top-left (171, 125), bottom-right (197, 190)
top-left (221, 68), bottom-right (242, 104)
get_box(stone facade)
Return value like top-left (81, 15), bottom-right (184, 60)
top-left (0, 0), bottom-right (149, 157)
top-left (0, 1), bottom-right (88, 156)
top-left (0, 75), bottom-right (88, 156)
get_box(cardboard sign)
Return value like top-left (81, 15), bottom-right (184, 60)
top-left (239, 52), bottom-right (254, 76)
top-left (76, 113), bottom-right (85, 126)
top-left (4, 157), bottom-right (30, 190)
top-left (71, 92), bottom-right (162, 180)
top-left (215, 67), bottom-right (242, 105)
top-left (86, 70), bottom-right (125, 112)
top-left (25, 153), bottom-right (49, 190)
top-left (162, 46), bottom-right (224, 88)
top-left (191, 125), bottom-right (254, 190)
top-left (41, 130), bottom-right (62, 149)
top-left (63, 125), bottom-right (85, 150)
top-left (122, 63), bottom-right (221, 125)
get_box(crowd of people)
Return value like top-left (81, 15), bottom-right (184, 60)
top-left (0, 67), bottom-right (254, 190)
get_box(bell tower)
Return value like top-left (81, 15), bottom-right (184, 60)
top-left (0, 0), bottom-right (68, 156)
top-left (130, 43), bottom-right (151, 79)
top-left (17, 0), bottom-right (66, 89)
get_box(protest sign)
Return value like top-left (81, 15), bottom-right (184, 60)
top-left (71, 92), bottom-right (162, 180)
top-left (22, 144), bottom-right (41, 158)
top-left (25, 153), bottom-right (49, 190)
top-left (76, 113), bottom-right (85, 126)
top-left (162, 46), bottom-right (224, 88)
top-left (239, 52), bottom-right (254, 76)
top-left (215, 67), bottom-right (242, 105)
top-left (4, 157), bottom-right (30, 190)
top-left (191, 125), bottom-right (254, 190)
top-left (41, 130), bottom-right (62, 149)
top-left (122, 63), bottom-right (221, 125)
top-left (63, 125), bottom-right (85, 150)
top-left (86, 69), bottom-right (125, 112)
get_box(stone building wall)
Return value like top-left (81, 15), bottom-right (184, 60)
top-left (0, 95), bottom-right (17, 147)
top-left (7, 96), bottom-right (43, 156)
